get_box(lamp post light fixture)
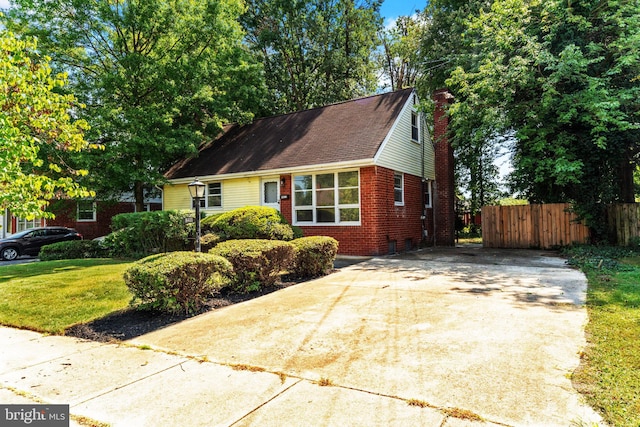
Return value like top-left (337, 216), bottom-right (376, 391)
top-left (188, 178), bottom-right (206, 252)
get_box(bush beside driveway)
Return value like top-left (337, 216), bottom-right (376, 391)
top-left (129, 247), bottom-right (604, 426)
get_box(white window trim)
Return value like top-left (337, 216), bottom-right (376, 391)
top-left (192, 182), bottom-right (223, 210)
top-left (77, 201), bottom-right (97, 222)
top-left (207, 182), bottom-right (223, 209)
top-left (16, 218), bottom-right (43, 232)
top-left (394, 172), bottom-right (404, 206)
top-left (411, 110), bottom-right (420, 143)
top-left (293, 170), bottom-right (361, 226)
top-left (424, 180), bottom-right (433, 208)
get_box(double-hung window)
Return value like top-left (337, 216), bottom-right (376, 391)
top-left (192, 182), bottom-right (222, 209)
top-left (207, 183), bottom-right (222, 208)
top-left (293, 171), bottom-right (360, 224)
top-left (424, 180), bottom-right (432, 208)
top-left (394, 172), bottom-right (404, 205)
top-left (77, 200), bottom-right (97, 221)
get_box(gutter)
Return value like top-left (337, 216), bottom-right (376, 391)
top-left (165, 158), bottom-right (376, 185)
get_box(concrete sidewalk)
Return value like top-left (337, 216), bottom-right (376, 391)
top-left (0, 248), bottom-right (605, 426)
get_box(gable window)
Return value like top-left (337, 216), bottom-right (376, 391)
top-left (77, 200), bottom-right (97, 222)
top-left (411, 111), bottom-right (419, 142)
top-left (192, 182), bottom-right (222, 209)
top-left (293, 170), bottom-right (360, 225)
top-left (424, 180), bottom-right (432, 208)
top-left (394, 172), bottom-right (404, 205)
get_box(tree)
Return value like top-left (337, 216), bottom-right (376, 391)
top-left (419, 0), bottom-right (503, 216)
top-left (242, 0), bottom-right (382, 114)
top-left (0, 27), bottom-right (93, 220)
top-left (377, 15), bottom-right (425, 92)
top-left (5, 0), bottom-right (267, 211)
top-left (442, 0), bottom-right (640, 238)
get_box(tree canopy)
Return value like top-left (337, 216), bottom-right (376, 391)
top-left (426, 0), bottom-right (640, 237)
top-left (0, 27), bottom-right (93, 220)
top-left (376, 14), bottom-right (426, 92)
top-left (242, 0), bottom-right (382, 113)
top-left (5, 0), bottom-right (267, 210)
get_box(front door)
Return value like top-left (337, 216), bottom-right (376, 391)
top-left (262, 179), bottom-right (280, 211)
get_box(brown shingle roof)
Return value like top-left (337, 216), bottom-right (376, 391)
top-left (164, 88), bottom-right (414, 180)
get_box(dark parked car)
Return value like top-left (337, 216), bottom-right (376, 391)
top-left (0, 227), bottom-right (83, 261)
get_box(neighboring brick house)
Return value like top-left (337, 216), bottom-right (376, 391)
top-left (163, 88), bottom-right (455, 256)
top-left (47, 197), bottom-right (162, 240)
top-left (1, 196), bottom-right (162, 240)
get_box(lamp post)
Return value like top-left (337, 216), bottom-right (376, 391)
top-left (188, 178), bottom-right (206, 252)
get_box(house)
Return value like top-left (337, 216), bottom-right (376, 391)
top-left (163, 88), bottom-right (455, 256)
top-left (46, 194), bottom-right (163, 240)
top-left (1, 194), bottom-right (162, 240)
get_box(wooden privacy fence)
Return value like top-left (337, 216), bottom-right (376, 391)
top-left (608, 203), bottom-right (640, 246)
top-left (482, 203), bottom-right (590, 249)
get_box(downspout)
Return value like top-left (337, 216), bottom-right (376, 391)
top-left (155, 185), bottom-right (165, 211)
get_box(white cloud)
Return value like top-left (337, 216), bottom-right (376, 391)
top-left (0, 0), bottom-right (11, 9)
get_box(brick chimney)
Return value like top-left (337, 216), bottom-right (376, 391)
top-left (433, 89), bottom-right (455, 246)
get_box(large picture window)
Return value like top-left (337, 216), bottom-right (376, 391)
top-left (293, 171), bottom-right (360, 225)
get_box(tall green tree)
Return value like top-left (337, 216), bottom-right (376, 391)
top-left (5, 0), bottom-right (267, 210)
top-left (0, 27), bottom-right (93, 220)
top-left (445, 0), bottom-right (640, 238)
top-left (242, 0), bottom-right (382, 113)
top-left (419, 0), bottom-right (502, 216)
top-left (377, 15), bottom-right (426, 92)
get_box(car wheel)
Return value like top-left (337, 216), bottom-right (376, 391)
top-left (1, 247), bottom-right (19, 261)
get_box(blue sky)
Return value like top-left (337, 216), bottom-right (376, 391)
top-left (380, 0), bottom-right (426, 25)
top-left (0, 1), bottom-right (427, 22)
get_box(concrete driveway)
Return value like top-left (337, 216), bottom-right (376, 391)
top-left (123, 246), bottom-right (603, 426)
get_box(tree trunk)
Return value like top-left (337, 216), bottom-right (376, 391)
top-left (134, 181), bottom-right (145, 213)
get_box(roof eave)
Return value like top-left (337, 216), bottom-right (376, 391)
top-left (164, 158), bottom-right (376, 185)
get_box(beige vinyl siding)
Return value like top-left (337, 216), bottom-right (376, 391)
top-left (163, 177), bottom-right (261, 213)
top-left (163, 183), bottom-right (191, 211)
top-left (222, 177), bottom-right (260, 211)
top-left (374, 97), bottom-right (436, 180)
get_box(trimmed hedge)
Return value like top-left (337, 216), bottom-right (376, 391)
top-left (206, 206), bottom-right (298, 242)
top-left (104, 210), bottom-right (192, 259)
top-left (210, 239), bottom-right (294, 292)
top-left (290, 236), bottom-right (339, 278)
top-left (39, 240), bottom-right (108, 261)
top-left (200, 233), bottom-right (222, 252)
top-left (123, 251), bottom-right (233, 314)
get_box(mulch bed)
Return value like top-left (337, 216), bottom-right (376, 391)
top-left (64, 278), bottom-right (303, 343)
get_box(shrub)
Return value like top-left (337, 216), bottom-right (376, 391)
top-left (39, 240), bottom-right (108, 261)
top-left (103, 210), bottom-right (192, 259)
top-left (208, 206), bottom-right (295, 241)
top-left (210, 239), bottom-right (294, 292)
top-left (200, 233), bottom-right (222, 252)
top-left (290, 236), bottom-right (339, 277)
top-left (200, 213), bottom-right (224, 232)
top-left (123, 251), bottom-right (233, 314)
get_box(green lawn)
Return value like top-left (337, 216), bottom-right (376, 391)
top-left (0, 259), bottom-right (133, 334)
top-left (567, 250), bottom-right (640, 427)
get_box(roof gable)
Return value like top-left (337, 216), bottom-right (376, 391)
top-left (165, 88), bottom-right (414, 180)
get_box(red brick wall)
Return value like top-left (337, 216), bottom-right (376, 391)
top-left (279, 166), bottom-right (427, 256)
top-left (433, 89), bottom-right (456, 246)
top-left (48, 201), bottom-right (162, 240)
